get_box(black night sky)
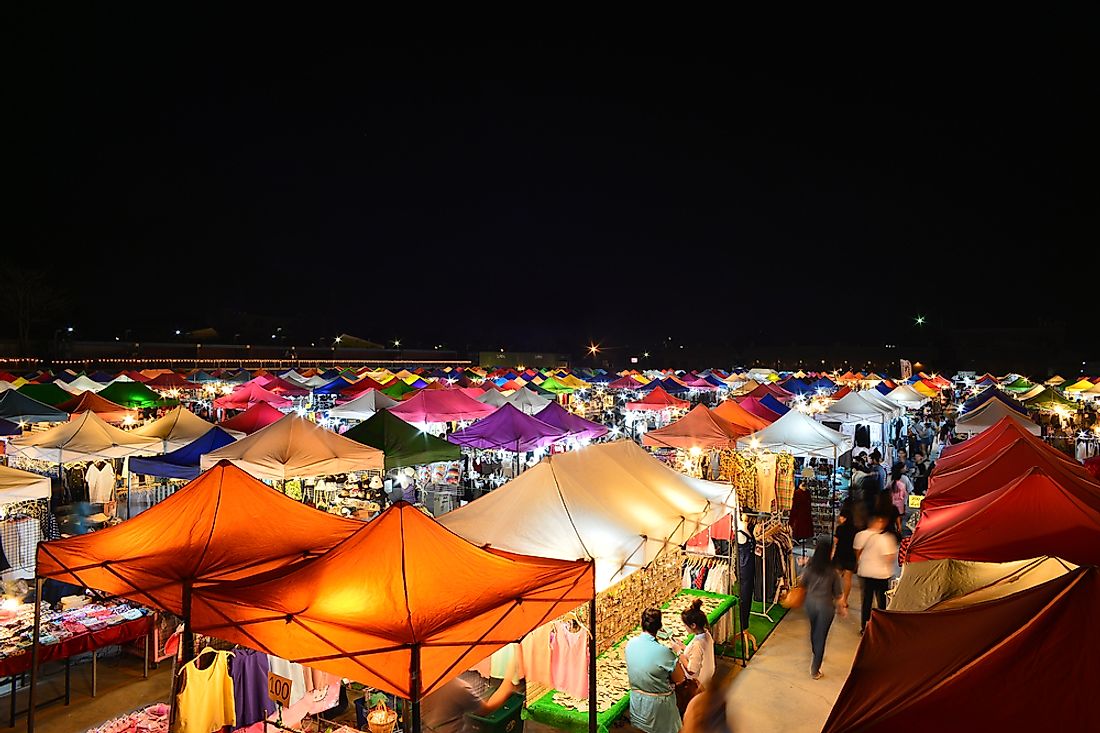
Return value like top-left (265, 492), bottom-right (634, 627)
top-left (7, 14), bottom-right (1096, 368)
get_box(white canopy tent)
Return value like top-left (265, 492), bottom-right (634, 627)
top-left (475, 390), bottom-right (510, 408)
top-left (737, 409), bottom-right (853, 459)
top-left (504, 388), bottom-right (552, 415)
top-left (9, 411), bottom-right (162, 462)
top-left (884, 384), bottom-right (930, 408)
top-left (0, 381), bottom-right (15, 393)
top-left (132, 406), bottom-right (218, 452)
top-left (819, 391), bottom-right (895, 422)
top-left (55, 376), bottom-right (108, 394)
top-left (859, 390), bottom-right (903, 417)
top-left (328, 389), bottom-right (400, 422)
top-left (440, 440), bottom-right (736, 591)
top-left (955, 399), bottom-right (1040, 436)
top-left (200, 413), bottom-right (384, 480)
top-left (0, 464), bottom-right (51, 504)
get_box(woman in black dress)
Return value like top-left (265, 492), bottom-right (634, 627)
top-left (831, 499), bottom-right (864, 612)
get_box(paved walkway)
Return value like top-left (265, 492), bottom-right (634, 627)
top-left (725, 587), bottom-right (865, 733)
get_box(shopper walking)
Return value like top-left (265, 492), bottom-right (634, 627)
top-left (797, 537), bottom-right (845, 679)
top-left (854, 515), bottom-right (899, 634)
top-left (831, 499), bottom-right (865, 611)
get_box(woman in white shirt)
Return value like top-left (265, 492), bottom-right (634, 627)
top-left (673, 599), bottom-right (715, 690)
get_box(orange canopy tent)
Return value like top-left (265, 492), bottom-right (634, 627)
top-left (191, 502), bottom-right (594, 728)
top-left (35, 461), bottom-right (362, 616)
top-left (642, 404), bottom-right (749, 450)
top-left (712, 399), bottom-right (771, 433)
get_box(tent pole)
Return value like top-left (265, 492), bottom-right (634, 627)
top-left (588, 593), bottom-right (597, 733)
top-left (831, 446), bottom-right (837, 535)
top-left (27, 576), bottom-right (43, 733)
top-left (182, 580), bottom-right (195, 665)
top-left (410, 644), bottom-right (422, 733)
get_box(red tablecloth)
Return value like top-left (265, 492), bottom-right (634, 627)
top-left (0, 615), bottom-right (153, 678)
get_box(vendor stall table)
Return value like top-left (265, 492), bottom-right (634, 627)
top-left (1, 607), bottom-right (152, 727)
top-left (525, 589), bottom-right (735, 733)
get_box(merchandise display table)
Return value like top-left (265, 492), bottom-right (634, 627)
top-left (525, 589), bottom-right (736, 733)
top-left (0, 602), bottom-right (153, 726)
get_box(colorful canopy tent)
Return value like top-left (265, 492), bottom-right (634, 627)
top-left (0, 464), bottom-right (51, 503)
top-left (711, 399), bottom-right (771, 433)
top-left (344, 411), bottom-right (461, 470)
top-left (57, 391), bottom-right (137, 425)
top-left (923, 436), bottom-right (1095, 512)
top-left (961, 385), bottom-right (1028, 415)
top-left (883, 383), bottom-right (929, 408)
top-left (9, 410), bottom-right (162, 462)
top-left (778, 379), bottom-right (814, 396)
top-left (131, 406), bottom-right (217, 452)
top-left (474, 389), bottom-right (510, 408)
top-left (213, 382), bottom-right (293, 411)
top-left (145, 372), bottom-right (200, 390)
top-left (504, 388), bottom-right (553, 415)
top-left (0, 418), bottom-right (19, 436)
top-left (55, 375), bottom-right (108, 394)
top-left (441, 440), bottom-right (736, 592)
top-left (954, 399), bottom-right (1039, 436)
top-left (607, 375), bottom-right (645, 390)
top-left (758, 393), bottom-right (790, 416)
top-left (341, 376), bottom-right (389, 396)
top-left (532, 402), bottom-right (609, 441)
top-left (742, 382), bottom-right (792, 403)
top-left (935, 417), bottom-right (1065, 470)
top-left (447, 403), bottom-right (566, 452)
top-left (97, 381), bottom-right (174, 409)
top-left (736, 396), bottom-right (782, 423)
top-left (736, 409), bottom-right (853, 459)
top-left (328, 389), bottom-right (400, 422)
top-left (536, 376), bottom-right (576, 395)
top-left (311, 376), bottom-right (358, 395)
top-left (821, 568), bottom-right (1100, 733)
top-left (200, 414), bottom-right (384, 480)
top-left (889, 555), bottom-right (1076, 612)
top-left (637, 377), bottom-right (690, 396)
top-left (1001, 376), bottom-right (1035, 393)
top-left (625, 386), bottom-right (690, 411)
top-left (16, 383), bottom-right (73, 407)
top-left (642, 404), bottom-right (748, 450)
top-left (1064, 377), bottom-right (1097, 392)
top-left (216, 401), bottom-right (285, 436)
top-left (387, 390), bottom-right (497, 424)
top-left (189, 502), bottom-right (594, 722)
top-left (0, 390), bottom-right (67, 424)
top-left (907, 467), bottom-right (1100, 566)
top-left (910, 380), bottom-right (939, 398)
top-left (35, 461), bottom-right (363, 615)
top-left (380, 380), bottom-right (418, 400)
top-left (129, 427), bottom-right (238, 480)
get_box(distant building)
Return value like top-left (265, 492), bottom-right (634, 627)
top-left (479, 351), bottom-right (570, 369)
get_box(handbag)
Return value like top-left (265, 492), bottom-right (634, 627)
top-left (675, 675), bottom-right (701, 715)
top-left (781, 585), bottom-right (806, 609)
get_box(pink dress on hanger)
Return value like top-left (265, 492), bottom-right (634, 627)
top-left (550, 621), bottom-right (589, 698)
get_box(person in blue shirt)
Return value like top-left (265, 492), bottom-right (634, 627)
top-left (625, 608), bottom-right (684, 733)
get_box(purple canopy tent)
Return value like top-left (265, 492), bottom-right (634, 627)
top-left (534, 401), bottom-right (609, 441)
top-left (447, 403), bottom-right (566, 451)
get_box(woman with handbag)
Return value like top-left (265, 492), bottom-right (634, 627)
top-left (670, 599), bottom-right (714, 713)
top-left (798, 537), bottom-right (846, 680)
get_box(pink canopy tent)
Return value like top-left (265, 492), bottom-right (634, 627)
top-left (388, 389), bottom-right (498, 424)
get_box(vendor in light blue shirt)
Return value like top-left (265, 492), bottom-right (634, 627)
top-left (625, 608), bottom-right (684, 733)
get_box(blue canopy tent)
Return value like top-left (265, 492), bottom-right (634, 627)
top-left (810, 377), bottom-right (836, 392)
top-left (587, 373), bottom-right (615, 384)
top-left (128, 427), bottom-right (236, 480)
top-left (312, 376), bottom-right (357, 395)
top-left (638, 377), bottom-right (691, 396)
top-left (874, 382), bottom-right (893, 395)
top-left (760, 393), bottom-right (791, 416)
top-left (190, 371), bottom-right (220, 383)
top-left (962, 386), bottom-right (1028, 416)
top-left (0, 418), bottom-right (21, 436)
top-left (781, 379), bottom-right (815, 396)
top-left (87, 371), bottom-right (117, 383)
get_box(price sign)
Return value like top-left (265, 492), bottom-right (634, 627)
top-left (908, 494), bottom-right (924, 509)
top-left (268, 671), bottom-right (292, 707)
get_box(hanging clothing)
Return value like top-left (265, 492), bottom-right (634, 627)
top-left (788, 489), bottom-right (814, 540)
top-left (854, 424), bottom-right (871, 449)
top-left (267, 656), bottom-right (308, 707)
top-left (736, 529), bottom-right (756, 633)
top-left (89, 462), bottom-right (116, 504)
top-left (230, 648), bottom-right (273, 728)
top-left (755, 454), bottom-right (777, 511)
top-left (774, 453), bottom-right (796, 512)
top-left (84, 464), bottom-right (101, 501)
top-left (520, 622), bottom-right (554, 688)
top-left (175, 649), bottom-right (236, 733)
top-left (549, 621), bottom-right (589, 698)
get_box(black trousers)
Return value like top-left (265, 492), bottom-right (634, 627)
top-left (860, 576), bottom-right (890, 629)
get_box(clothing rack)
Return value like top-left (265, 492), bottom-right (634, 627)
top-left (745, 510), bottom-right (787, 618)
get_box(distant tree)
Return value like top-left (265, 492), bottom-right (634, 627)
top-left (0, 266), bottom-right (68, 354)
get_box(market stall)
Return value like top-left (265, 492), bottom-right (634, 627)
top-left (56, 393), bottom-right (137, 425)
top-left (327, 388), bottom-right (399, 422)
top-left (216, 400), bottom-right (285, 435)
top-left (131, 406), bottom-right (217, 452)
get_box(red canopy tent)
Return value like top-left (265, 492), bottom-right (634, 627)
top-left (935, 416), bottom-right (1073, 472)
top-left (736, 396), bottom-right (782, 423)
top-left (255, 375), bottom-right (311, 397)
top-left (145, 372), bottom-right (200, 390)
top-left (217, 400), bottom-right (286, 435)
top-left (822, 567), bottom-right (1099, 732)
top-left (57, 391), bottom-right (137, 425)
top-left (907, 466), bottom-right (1100, 566)
top-left (625, 386), bottom-right (689, 411)
top-left (924, 436), bottom-right (1098, 512)
top-left (213, 382), bottom-right (293, 411)
top-left (829, 385), bottom-right (852, 400)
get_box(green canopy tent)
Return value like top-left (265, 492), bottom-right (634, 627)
top-left (1002, 376), bottom-right (1035, 393)
top-left (17, 383), bottom-right (73, 407)
top-left (380, 380), bottom-right (417, 400)
top-left (344, 410), bottom-right (461, 469)
top-left (1023, 386), bottom-right (1076, 411)
top-left (536, 377), bottom-right (575, 395)
top-left (97, 381), bottom-right (178, 409)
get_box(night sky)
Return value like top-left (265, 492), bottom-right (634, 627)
top-left (8, 15), bottom-right (1096, 363)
